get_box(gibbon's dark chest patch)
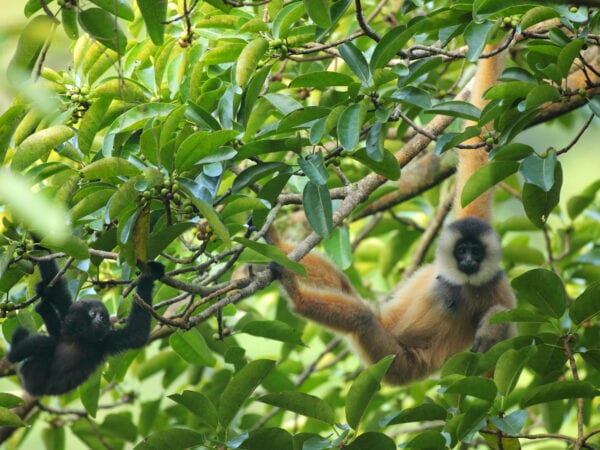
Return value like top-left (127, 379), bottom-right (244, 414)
top-left (434, 276), bottom-right (464, 313)
top-left (435, 270), bottom-right (505, 312)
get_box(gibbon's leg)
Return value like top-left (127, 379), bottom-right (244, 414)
top-left (471, 303), bottom-right (515, 352)
top-left (272, 263), bottom-right (374, 331)
top-left (7, 331), bottom-right (55, 363)
top-left (272, 263), bottom-right (429, 383)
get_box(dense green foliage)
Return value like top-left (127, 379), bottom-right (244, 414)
top-left (0, 0), bottom-right (599, 448)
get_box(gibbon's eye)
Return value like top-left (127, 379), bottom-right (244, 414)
top-left (471, 246), bottom-right (483, 261)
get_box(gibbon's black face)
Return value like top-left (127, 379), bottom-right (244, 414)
top-left (63, 300), bottom-right (111, 342)
top-left (436, 216), bottom-right (502, 286)
top-left (453, 238), bottom-right (485, 275)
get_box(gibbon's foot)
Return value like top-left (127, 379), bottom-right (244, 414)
top-left (145, 261), bottom-right (165, 280)
top-left (11, 327), bottom-right (30, 345)
top-left (268, 261), bottom-right (284, 279)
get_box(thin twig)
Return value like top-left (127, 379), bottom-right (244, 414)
top-left (557, 113), bottom-right (595, 155)
top-left (563, 334), bottom-right (585, 450)
top-left (403, 186), bottom-right (455, 278)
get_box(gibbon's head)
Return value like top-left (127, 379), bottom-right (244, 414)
top-left (435, 217), bottom-right (502, 286)
top-left (63, 300), bottom-right (111, 342)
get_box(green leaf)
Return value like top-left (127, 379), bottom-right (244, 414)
top-left (0, 104), bottom-right (27, 163)
top-left (494, 347), bottom-right (533, 398)
top-left (134, 428), bottom-right (204, 450)
top-left (289, 71), bottom-right (355, 89)
top-left (511, 269), bottom-right (566, 318)
top-left (78, 8), bottom-right (127, 54)
top-left (456, 400), bottom-right (491, 440)
top-left (441, 351), bottom-right (481, 377)
top-left (24, 0), bottom-right (54, 17)
top-left (71, 188), bottom-right (114, 221)
top-left (236, 37), bottom-right (269, 89)
top-left (278, 107), bottom-right (330, 134)
top-left (169, 329), bottom-right (217, 366)
top-left (148, 223), bottom-right (195, 258)
top-left (338, 43), bottom-right (371, 86)
top-left (78, 97), bottom-right (111, 154)
top-left (381, 403), bottom-right (447, 426)
top-left (351, 148), bottom-right (400, 181)
top-left (298, 153), bottom-right (328, 185)
top-left (365, 121), bottom-right (385, 162)
top-left (303, 0), bottom-right (331, 28)
top-left (136, 0), bottom-right (167, 45)
top-left (241, 428), bottom-right (293, 450)
top-left (272, 2), bottom-right (304, 39)
top-left (0, 393), bottom-right (24, 409)
top-left (370, 25), bottom-right (410, 70)
top-left (81, 157), bottom-right (140, 180)
top-left (464, 20), bottom-right (494, 62)
top-left (189, 197), bottom-right (231, 246)
top-left (581, 349), bottom-right (600, 373)
top-left (0, 170), bottom-right (69, 245)
top-left (402, 430), bottom-right (449, 449)
top-left (461, 161), bottom-right (519, 208)
top-left (570, 281), bottom-right (600, 326)
top-left (241, 320), bottom-right (304, 346)
top-left (175, 130), bottom-right (238, 170)
top-left (491, 307), bottom-right (548, 324)
top-left (522, 163), bottom-right (562, 228)
top-left (12, 125), bottom-right (75, 172)
top-left (44, 234), bottom-right (90, 260)
top-left (397, 56), bottom-right (444, 86)
top-left (89, 0), bottom-right (134, 21)
top-left (474, 0), bottom-right (546, 17)
top-left (338, 104), bottom-right (361, 151)
top-left (322, 226), bottom-right (352, 270)
top-left (445, 376), bottom-right (497, 402)
top-left (489, 143), bottom-right (534, 161)
top-left (233, 237), bottom-right (306, 275)
top-left (524, 84), bottom-right (560, 110)
top-left (426, 101), bottom-right (480, 121)
top-left (168, 391), bottom-right (218, 429)
top-left (203, 43), bottom-right (245, 65)
top-left (520, 150), bottom-right (557, 192)
top-left (0, 407), bottom-right (25, 427)
top-left (521, 380), bottom-right (597, 407)
top-left (103, 103), bottom-right (176, 154)
top-left (520, 6), bottom-right (560, 30)
top-left (345, 355), bottom-right (394, 430)
top-left (79, 367), bottom-right (101, 417)
top-left (7, 15), bottom-right (54, 83)
top-left (485, 81), bottom-right (537, 102)
top-left (303, 181), bottom-right (333, 238)
top-left (258, 391), bottom-right (334, 423)
top-left (390, 86), bottom-right (432, 110)
top-left (345, 432), bottom-right (396, 450)
top-left (218, 359), bottom-right (275, 427)
top-left (91, 78), bottom-right (149, 103)
top-left (558, 39), bottom-right (585, 78)
top-left (567, 191), bottom-right (596, 220)
top-left (61, 7), bottom-right (79, 39)
top-left (232, 162), bottom-right (290, 193)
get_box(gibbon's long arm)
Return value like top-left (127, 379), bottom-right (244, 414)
top-left (454, 45), bottom-right (505, 221)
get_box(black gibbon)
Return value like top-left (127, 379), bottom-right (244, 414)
top-left (7, 258), bottom-right (164, 396)
top-left (268, 46), bottom-right (516, 385)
